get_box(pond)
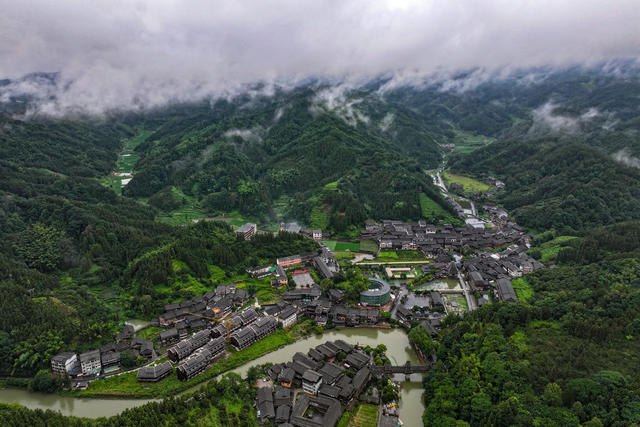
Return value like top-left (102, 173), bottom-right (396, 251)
top-left (414, 278), bottom-right (461, 291)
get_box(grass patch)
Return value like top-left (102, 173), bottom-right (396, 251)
top-left (451, 130), bottom-right (494, 153)
top-left (336, 242), bottom-right (360, 251)
top-left (378, 251), bottom-right (399, 259)
top-left (419, 193), bottom-right (461, 225)
top-left (101, 128), bottom-right (154, 195)
top-left (136, 326), bottom-right (163, 342)
top-left (512, 277), bottom-right (534, 302)
top-left (156, 206), bottom-right (208, 226)
top-left (324, 181), bottom-right (339, 190)
top-left (396, 250), bottom-right (426, 261)
top-left (442, 171), bottom-right (490, 193)
top-left (323, 240), bottom-right (359, 251)
top-left (322, 240), bottom-right (337, 250)
top-left (335, 252), bottom-right (356, 261)
top-left (348, 404), bottom-right (379, 427)
top-left (419, 193), bottom-right (450, 218)
top-left (208, 265), bottom-right (226, 283)
top-left (309, 205), bottom-right (329, 230)
top-left (235, 278), bottom-right (280, 304)
top-left (373, 251), bottom-right (427, 262)
top-left (534, 235), bottom-right (578, 264)
top-left (447, 294), bottom-right (468, 311)
top-left (358, 239), bottom-right (378, 253)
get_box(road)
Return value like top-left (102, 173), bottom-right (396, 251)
top-left (390, 286), bottom-right (409, 320)
top-left (457, 271), bottom-right (478, 311)
top-left (355, 260), bottom-right (433, 266)
top-left (432, 170), bottom-right (447, 193)
top-left (469, 200), bottom-right (477, 216)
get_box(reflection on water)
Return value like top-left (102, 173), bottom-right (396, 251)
top-left (229, 328), bottom-right (425, 427)
top-left (0, 388), bottom-right (156, 418)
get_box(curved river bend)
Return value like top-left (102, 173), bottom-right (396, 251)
top-left (0, 328), bottom-right (425, 425)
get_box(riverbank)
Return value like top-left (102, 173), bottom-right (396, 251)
top-left (0, 327), bottom-right (426, 423)
top-left (64, 323), bottom-right (307, 399)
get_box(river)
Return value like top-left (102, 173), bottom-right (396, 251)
top-left (0, 388), bottom-right (156, 418)
top-left (0, 328), bottom-right (425, 425)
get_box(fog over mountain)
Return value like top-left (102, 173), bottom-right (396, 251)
top-left (1, 0), bottom-right (640, 114)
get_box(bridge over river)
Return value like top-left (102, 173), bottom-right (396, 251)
top-left (371, 361), bottom-right (431, 376)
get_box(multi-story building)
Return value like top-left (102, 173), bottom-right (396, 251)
top-left (302, 369), bottom-right (323, 395)
top-left (51, 352), bottom-right (77, 374)
top-left (79, 349), bottom-right (101, 376)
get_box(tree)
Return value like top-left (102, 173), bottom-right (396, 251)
top-left (120, 350), bottom-right (136, 369)
top-left (542, 382), bottom-right (563, 407)
top-left (30, 369), bottom-right (60, 393)
top-left (408, 324), bottom-right (435, 355)
top-left (16, 223), bottom-right (64, 272)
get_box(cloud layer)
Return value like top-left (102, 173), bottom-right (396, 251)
top-left (1, 0), bottom-right (640, 114)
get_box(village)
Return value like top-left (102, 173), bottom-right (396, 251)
top-left (47, 182), bottom-right (545, 426)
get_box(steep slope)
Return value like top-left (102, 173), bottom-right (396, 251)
top-left (123, 88), bottom-right (454, 230)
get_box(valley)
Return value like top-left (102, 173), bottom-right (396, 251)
top-left (1, 67), bottom-right (639, 426)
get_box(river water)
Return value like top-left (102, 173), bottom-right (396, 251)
top-left (0, 328), bottom-right (425, 425)
top-left (0, 388), bottom-right (156, 418)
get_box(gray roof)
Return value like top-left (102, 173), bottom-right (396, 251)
top-left (361, 278), bottom-right (390, 297)
top-left (352, 366), bottom-right (370, 391)
top-left (302, 369), bottom-right (322, 383)
top-left (290, 394), bottom-right (341, 427)
top-left (496, 278), bottom-right (518, 302)
top-left (79, 349), bottom-right (100, 362)
top-left (279, 306), bottom-right (297, 320)
top-left (52, 352), bottom-right (76, 363)
top-left (137, 361), bottom-right (172, 380)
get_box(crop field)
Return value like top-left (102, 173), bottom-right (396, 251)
top-left (512, 278), bottom-right (534, 302)
top-left (348, 404), bottom-right (379, 427)
top-left (378, 251), bottom-right (399, 259)
top-left (358, 239), bottom-right (378, 253)
top-left (419, 193), bottom-right (459, 225)
top-left (452, 130), bottom-right (494, 153)
top-left (322, 240), bottom-right (360, 251)
top-left (443, 171), bottom-right (490, 192)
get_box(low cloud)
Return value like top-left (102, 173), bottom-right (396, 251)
top-left (0, 0), bottom-right (639, 115)
top-left (612, 148), bottom-right (640, 169)
top-left (530, 101), bottom-right (617, 134)
top-left (379, 113), bottom-right (395, 132)
top-left (223, 128), bottom-right (263, 143)
top-left (311, 86), bottom-right (370, 126)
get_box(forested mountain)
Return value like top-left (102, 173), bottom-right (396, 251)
top-left (421, 221), bottom-right (640, 426)
top-left (122, 87), bottom-right (453, 231)
top-left (1, 66), bottom-right (640, 425)
top-left (449, 136), bottom-right (640, 233)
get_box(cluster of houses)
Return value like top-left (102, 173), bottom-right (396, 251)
top-left (361, 220), bottom-right (529, 257)
top-left (265, 286), bottom-right (391, 330)
top-left (279, 222), bottom-right (323, 241)
top-left (152, 307), bottom-right (287, 382)
top-left (158, 284), bottom-right (250, 330)
top-left (462, 244), bottom-right (544, 302)
top-left (256, 340), bottom-right (375, 426)
top-left (235, 221), bottom-right (325, 242)
top-left (162, 329), bottom-right (227, 381)
top-left (51, 325), bottom-right (155, 383)
top-left (248, 246), bottom-right (340, 291)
